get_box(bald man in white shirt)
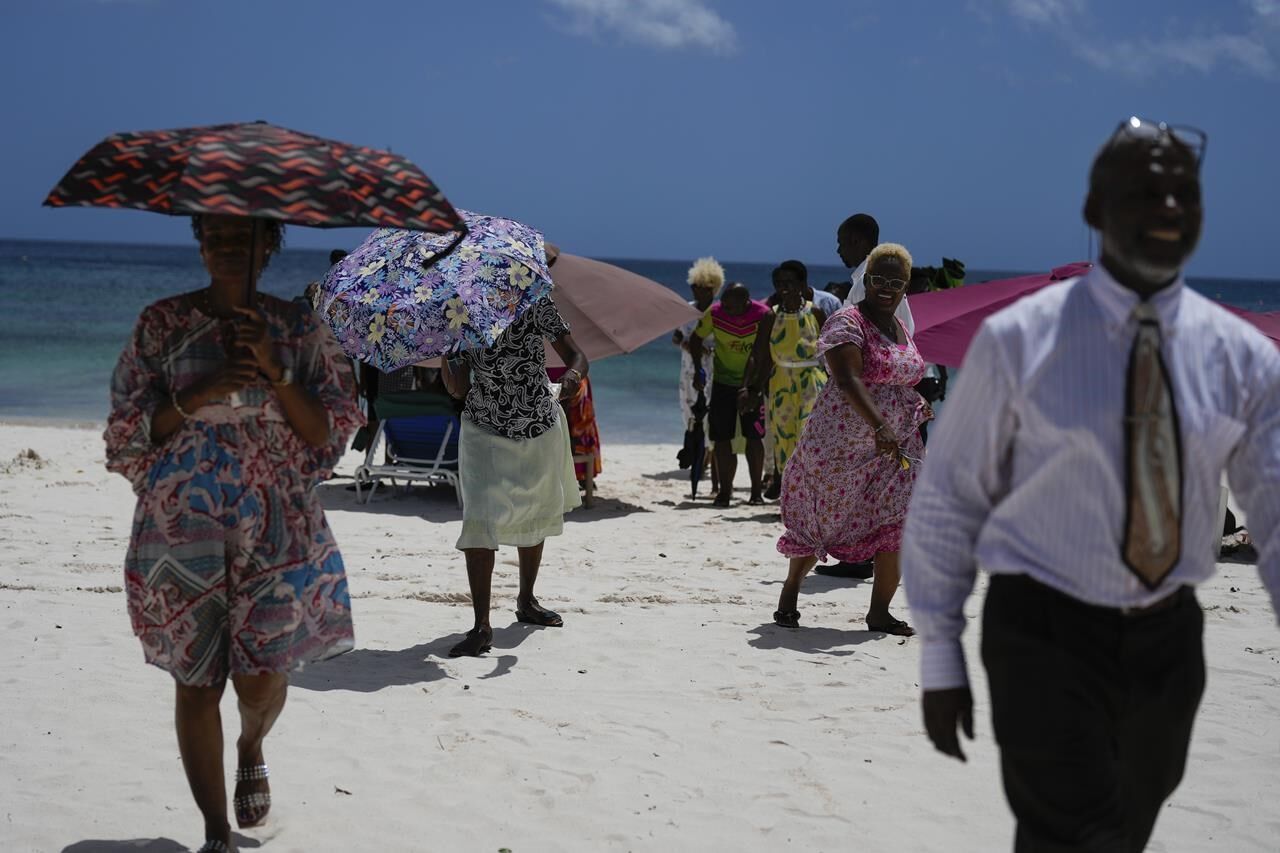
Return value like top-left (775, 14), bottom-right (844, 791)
top-left (839, 213), bottom-right (914, 335)
top-left (903, 121), bottom-right (1280, 851)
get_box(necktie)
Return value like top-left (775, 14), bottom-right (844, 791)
top-left (1121, 302), bottom-right (1182, 588)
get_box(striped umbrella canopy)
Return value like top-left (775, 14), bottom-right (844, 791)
top-left (43, 121), bottom-right (461, 233)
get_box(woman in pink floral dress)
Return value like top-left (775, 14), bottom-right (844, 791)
top-left (105, 215), bottom-right (362, 853)
top-left (773, 244), bottom-right (930, 636)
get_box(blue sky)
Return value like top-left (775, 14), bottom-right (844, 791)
top-left (2, 0), bottom-right (1279, 277)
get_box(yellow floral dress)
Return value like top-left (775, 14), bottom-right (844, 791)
top-left (768, 302), bottom-right (827, 472)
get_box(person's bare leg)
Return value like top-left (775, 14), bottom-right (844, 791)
top-left (516, 541), bottom-right (562, 626)
top-left (451, 548), bottom-right (495, 655)
top-left (230, 672), bottom-right (287, 828)
top-left (774, 555), bottom-right (818, 626)
top-left (714, 440), bottom-right (736, 506)
top-left (867, 551), bottom-right (914, 635)
top-left (175, 681), bottom-right (231, 848)
top-left (745, 438), bottom-right (765, 504)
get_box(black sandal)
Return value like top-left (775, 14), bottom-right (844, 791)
top-left (448, 626), bottom-right (493, 657)
top-left (773, 609), bottom-right (800, 628)
top-left (866, 617), bottom-right (915, 637)
top-left (515, 603), bottom-right (563, 627)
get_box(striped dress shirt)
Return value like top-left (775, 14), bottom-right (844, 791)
top-left (901, 265), bottom-right (1280, 691)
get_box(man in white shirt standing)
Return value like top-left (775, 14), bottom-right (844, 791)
top-left (840, 213), bottom-right (914, 335)
top-left (902, 119), bottom-right (1280, 851)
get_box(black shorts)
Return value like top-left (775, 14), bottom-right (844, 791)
top-left (708, 381), bottom-right (765, 443)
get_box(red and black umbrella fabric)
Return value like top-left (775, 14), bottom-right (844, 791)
top-left (44, 121), bottom-right (461, 233)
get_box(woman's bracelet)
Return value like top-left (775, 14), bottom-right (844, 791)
top-left (874, 423), bottom-right (892, 436)
top-left (563, 367), bottom-right (584, 383)
top-left (172, 389), bottom-right (194, 419)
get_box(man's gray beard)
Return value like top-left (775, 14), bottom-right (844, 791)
top-left (1101, 234), bottom-right (1181, 286)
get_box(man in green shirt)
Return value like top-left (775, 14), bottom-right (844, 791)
top-left (689, 282), bottom-right (771, 506)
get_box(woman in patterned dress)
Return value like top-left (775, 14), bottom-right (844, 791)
top-left (440, 290), bottom-right (590, 658)
top-left (105, 215), bottom-right (362, 853)
top-left (771, 244), bottom-right (930, 636)
top-left (751, 261), bottom-right (829, 499)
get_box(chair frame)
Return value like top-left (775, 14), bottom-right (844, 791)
top-left (352, 418), bottom-right (462, 507)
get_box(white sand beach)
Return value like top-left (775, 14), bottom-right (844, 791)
top-left (1, 422), bottom-right (1277, 852)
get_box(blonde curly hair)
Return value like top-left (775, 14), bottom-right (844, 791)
top-left (865, 242), bottom-right (913, 277)
top-left (687, 256), bottom-right (726, 291)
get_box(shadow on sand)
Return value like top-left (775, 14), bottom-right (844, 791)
top-left (291, 623), bottom-right (548, 692)
top-left (62, 835), bottom-right (259, 852)
top-left (313, 480), bottom-right (462, 522)
top-left (746, 623), bottom-right (880, 656)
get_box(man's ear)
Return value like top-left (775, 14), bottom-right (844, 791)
top-left (1083, 192), bottom-right (1102, 230)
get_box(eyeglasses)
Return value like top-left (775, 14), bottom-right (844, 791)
top-left (1108, 117), bottom-right (1208, 168)
top-left (866, 274), bottom-right (908, 292)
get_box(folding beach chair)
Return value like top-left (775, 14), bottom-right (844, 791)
top-left (352, 383), bottom-right (463, 507)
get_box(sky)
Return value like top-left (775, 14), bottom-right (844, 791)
top-left (2, 0), bottom-right (1279, 278)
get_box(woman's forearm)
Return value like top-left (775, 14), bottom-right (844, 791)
top-left (440, 357), bottom-right (471, 399)
top-left (274, 382), bottom-right (331, 447)
top-left (833, 373), bottom-right (888, 431)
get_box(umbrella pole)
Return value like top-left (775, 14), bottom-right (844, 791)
top-left (245, 218), bottom-right (261, 304)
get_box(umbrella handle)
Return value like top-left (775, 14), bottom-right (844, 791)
top-left (419, 223), bottom-right (470, 272)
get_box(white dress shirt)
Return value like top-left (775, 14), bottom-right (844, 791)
top-left (843, 258), bottom-right (914, 335)
top-left (902, 265), bottom-right (1280, 691)
top-left (810, 287), bottom-right (841, 317)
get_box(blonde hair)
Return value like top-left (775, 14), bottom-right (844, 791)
top-left (865, 242), bottom-right (913, 277)
top-left (687, 256), bottom-right (726, 290)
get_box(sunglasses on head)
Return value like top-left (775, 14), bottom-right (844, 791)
top-left (866, 274), bottom-right (908, 292)
top-left (1108, 117), bottom-right (1208, 168)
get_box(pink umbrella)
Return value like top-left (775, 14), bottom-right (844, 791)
top-left (911, 261), bottom-right (1279, 367)
top-left (543, 251), bottom-right (701, 363)
top-left (910, 262), bottom-right (1091, 367)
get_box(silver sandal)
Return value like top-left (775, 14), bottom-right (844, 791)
top-left (233, 763), bottom-right (271, 828)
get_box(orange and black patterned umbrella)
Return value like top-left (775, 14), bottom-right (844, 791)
top-left (43, 121), bottom-right (462, 233)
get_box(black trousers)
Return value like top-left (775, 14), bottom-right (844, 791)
top-left (981, 575), bottom-right (1205, 853)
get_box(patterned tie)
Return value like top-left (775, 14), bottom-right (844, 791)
top-left (1121, 302), bottom-right (1182, 588)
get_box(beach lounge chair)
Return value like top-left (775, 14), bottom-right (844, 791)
top-left (352, 389), bottom-right (462, 507)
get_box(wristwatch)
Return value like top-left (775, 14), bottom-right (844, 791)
top-left (272, 367), bottom-right (293, 387)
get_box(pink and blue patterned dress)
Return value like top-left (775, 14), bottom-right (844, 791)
top-left (777, 306), bottom-right (930, 562)
top-left (105, 293), bottom-right (363, 686)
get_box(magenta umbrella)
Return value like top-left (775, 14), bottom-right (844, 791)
top-left (911, 262), bottom-right (1091, 367)
top-left (912, 261), bottom-right (1280, 367)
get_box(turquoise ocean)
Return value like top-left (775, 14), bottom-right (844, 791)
top-left (1, 239), bottom-right (1277, 444)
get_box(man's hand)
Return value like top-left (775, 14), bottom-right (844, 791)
top-left (922, 687), bottom-right (975, 762)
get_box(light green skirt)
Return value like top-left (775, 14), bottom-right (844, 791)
top-left (456, 414), bottom-right (581, 551)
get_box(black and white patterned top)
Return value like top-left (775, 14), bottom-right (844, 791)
top-left (458, 298), bottom-right (571, 439)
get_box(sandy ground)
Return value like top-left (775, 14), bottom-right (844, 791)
top-left (0, 423), bottom-right (1277, 853)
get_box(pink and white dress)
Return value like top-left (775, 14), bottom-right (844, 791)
top-left (777, 306), bottom-right (930, 562)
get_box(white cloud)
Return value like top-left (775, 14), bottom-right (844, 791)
top-left (1076, 32), bottom-right (1276, 77)
top-left (545, 0), bottom-right (738, 55)
top-left (1004, 0), bottom-right (1084, 27)
top-left (998, 0), bottom-right (1279, 78)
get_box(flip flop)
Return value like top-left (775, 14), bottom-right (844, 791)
top-left (866, 617), bottom-right (915, 637)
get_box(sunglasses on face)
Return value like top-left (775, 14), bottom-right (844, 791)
top-left (1108, 117), bottom-right (1208, 168)
top-left (866, 274), bottom-right (908, 292)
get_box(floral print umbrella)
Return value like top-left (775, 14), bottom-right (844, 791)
top-left (319, 210), bottom-right (553, 371)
